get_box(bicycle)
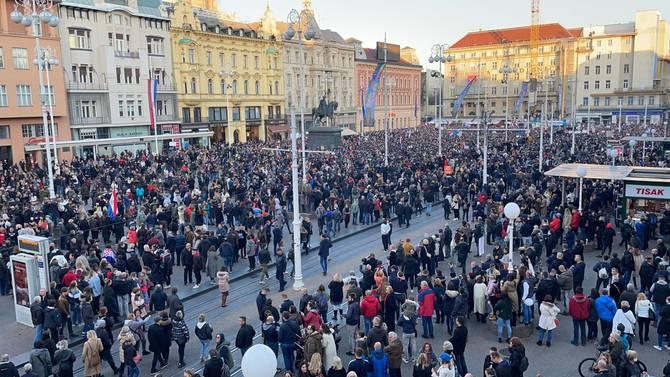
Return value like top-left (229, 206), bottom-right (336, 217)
top-left (578, 345), bottom-right (647, 377)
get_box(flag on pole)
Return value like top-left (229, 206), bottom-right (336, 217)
top-left (361, 87), bottom-right (366, 120)
top-left (451, 75), bottom-right (477, 117)
top-left (147, 79), bottom-right (158, 129)
top-left (108, 190), bottom-right (118, 219)
top-left (514, 82), bottom-right (529, 114)
top-left (414, 96), bottom-right (418, 118)
top-left (364, 62), bottom-right (385, 127)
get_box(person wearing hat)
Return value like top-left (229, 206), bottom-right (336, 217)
top-left (436, 352), bottom-right (456, 377)
top-left (95, 319), bottom-right (119, 375)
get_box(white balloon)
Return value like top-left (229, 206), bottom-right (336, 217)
top-left (241, 344), bottom-right (277, 377)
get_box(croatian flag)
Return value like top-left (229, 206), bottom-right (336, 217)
top-left (147, 79), bottom-right (158, 129)
top-left (108, 190), bottom-right (118, 219)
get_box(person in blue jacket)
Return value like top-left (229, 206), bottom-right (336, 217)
top-left (369, 342), bottom-right (389, 377)
top-left (594, 288), bottom-right (617, 343)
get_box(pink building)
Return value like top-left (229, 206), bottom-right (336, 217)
top-left (0, 0), bottom-right (71, 164)
top-left (349, 40), bottom-right (422, 132)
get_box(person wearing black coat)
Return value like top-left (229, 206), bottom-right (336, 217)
top-left (382, 290), bottom-right (398, 332)
top-left (402, 253), bottom-right (420, 290)
top-left (508, 339), bottom-right (527, 377)
top-left (95, 321), bottom-right (119, 374)
top-left (52, 341), bottom-right (76, 377)
top-left (235, 317), bottom-right (256, 356)
top-left (450, 316), bottom-right (468, 375)
top-left (148, 317), bottom-right (169, 373)
top-left (102, 281), bottom-right (120, 322)
top-left (202, 350), bottom-right (223, 377)
top-left (0, 355), bottom-right (20, 377)
top-left (150, 285), bottom-right (168, 312)
top-left (261, 318), bottom-right (280, 357)
top-left (181, 244), bottom-right (194, 286)
top-left (256, 289), bottom-right (268, 322)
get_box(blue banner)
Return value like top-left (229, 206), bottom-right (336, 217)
top-left (513, 82), bottom-right (529, 114)
top-left (364, 63), bottom-right (385, 127)
top-left (451, 76), bottom-right (476, 117)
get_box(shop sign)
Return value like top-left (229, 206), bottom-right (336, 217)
top-left (625, 184), bottom-right (670, 200)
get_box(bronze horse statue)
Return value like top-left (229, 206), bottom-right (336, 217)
top-left (311, 96), bottom-right (338, 126)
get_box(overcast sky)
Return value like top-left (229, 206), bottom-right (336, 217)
top-left (224, 0), bottom-right (670, 67)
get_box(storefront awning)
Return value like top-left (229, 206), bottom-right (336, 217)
top-left (341, 128), bottom-right (358, 137)
top-left (544, 163), bottom-right (670, 183)
top-left (267, 125), bottom-right (289, 134)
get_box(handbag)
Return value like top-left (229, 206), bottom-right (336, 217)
top-left (554, 318), bottom-right (560, 327)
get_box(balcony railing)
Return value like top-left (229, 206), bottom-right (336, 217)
top-left (156, 114), bottom-right (179, 122)
top-left (70, 116), bottom-right (110, 125)
top-left (264, 118), bottom-right (287, 126)
top-left (66, 82), bottom-right (108, 91)
top-left (114, 50), bottom-right (140, 59)
top-left (157, 84), bottom-right (176, 92)
top-left (246, 118), bottom-right (262, 126)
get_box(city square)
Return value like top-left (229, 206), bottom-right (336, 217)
top-left (1, 1), bottom-right (670, 377)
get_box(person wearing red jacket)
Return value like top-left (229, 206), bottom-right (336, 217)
top-left (62, 268), bottom-right (78, 288)
top-left (570, 209), bottom-right (581, 232)
top-left (549, 215), bottom-right (562, 234)
top-left (302, 303), bottom-right (323, 331)
top-left (417, 281), bottom-right (436, 338)
top-left (568, 286), bottom-right (591, 346)
top-left (360, 290), bottom-right (380, 333)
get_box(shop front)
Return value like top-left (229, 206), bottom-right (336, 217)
top-left (623, 181), bottom-right (670, 220)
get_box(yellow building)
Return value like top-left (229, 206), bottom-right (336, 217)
top-left (168, 0), bottom-right (286, 144)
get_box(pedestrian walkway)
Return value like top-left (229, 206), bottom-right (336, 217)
top-left (1, 210), bottom-right (404, 365)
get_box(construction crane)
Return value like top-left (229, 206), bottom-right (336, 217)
top-left (529, 0), bottom-right (540, 108)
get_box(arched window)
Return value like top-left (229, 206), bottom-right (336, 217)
top-left (275, 81), bottom-right (279, 95)
top-left (207, 79), bottom-right (213, 94)
top-left (269, 84), bottom-right (273, 95)
top-left (255, 80), bottom-right (260, 95)
top-left (191, 77), bottom-right (197, 93)
top-left (183, 81), bottom-right (188, 94)
top-left (220, 79), bottom-right (226, 94)
top-left (232, 80), bottom-right (237, 94)
top-left (244, 80), bottom-right (249, 95)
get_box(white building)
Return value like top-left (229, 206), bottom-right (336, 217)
top-left (278, 1), bottom-right (355, 129)
top-left (574, 10), bottom-right (670, 125)
top-left (57, 0), bottom-right (179, 156)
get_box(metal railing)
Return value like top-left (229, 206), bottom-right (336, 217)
top-left (156, 84), bottom-right (176, 92)
top-left (114, 50), bottom-right (139, 58)
top-left (70, 116), bottom-right (110, 125)
top-left (66, 81), bottom-right (108, 91)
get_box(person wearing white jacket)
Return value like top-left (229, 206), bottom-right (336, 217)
top-left (321, 323), bottom-right (338, 371)
top-left (380, 219), bottom-right (392, 251)
top-left (635, 292), bottom-right (653, 345)
top-left (612, 300), bottom-right (637, 339)
top-left (537, 295), bottom-right (560, 347)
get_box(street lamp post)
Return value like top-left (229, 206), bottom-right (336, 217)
top-left (429, 44), bottom-right (452, 157)
top-left (570, 78), bottom-right (578, 155)
top-left (284, 9), bottom-right (317, 182)
top-left (642, 132), bottom-right (648, 163)
top-left (576, 165), bottom-right (587, 214)
top-left (11, 0), bottom-right (59, 199)
top-left (629, 139), bottom-right (637, 163)
top-left (503, 202), bottom-right (520, 272)
top-left (288, 107), bottom-right (303, 290)
top-left (499, 66), bottom-right (517, 142)
top-left (218, 71), bottom-right (237, 148)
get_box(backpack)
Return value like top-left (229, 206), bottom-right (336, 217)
top-left (598, 265), bottom-right (609, 279)
top-left (519, 355), bottom-right (529, 372)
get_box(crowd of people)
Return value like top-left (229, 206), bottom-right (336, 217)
top-left (0, 119), bottom-right (669, 377)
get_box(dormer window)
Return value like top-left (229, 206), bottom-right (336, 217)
top-left (200, 23), bottom-right (206, 31)
top-left (238, 30), bottom-right (243, 37)
top-left (227, 27), bottom-right (232, 35)
top-left (215, 25), bottom-right (220, 33)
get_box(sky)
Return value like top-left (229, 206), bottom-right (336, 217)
top-left (221, 0), bottom-right (670, 67)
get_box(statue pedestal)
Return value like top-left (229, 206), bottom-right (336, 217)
top-left (306, 127), bottom-right (342, 150)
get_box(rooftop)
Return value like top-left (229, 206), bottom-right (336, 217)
top-left (359, 48), bottom-right (421, 68)
top-left (451, 23), bottom-right (576, 49)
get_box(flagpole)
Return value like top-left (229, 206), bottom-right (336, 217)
top-left (384, 33), bottom-right (389, 167)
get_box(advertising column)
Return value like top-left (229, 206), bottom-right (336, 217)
top-left (18, 235), bottom-right (51, 290)
top-left (10, 254), bottom-right (40, 327)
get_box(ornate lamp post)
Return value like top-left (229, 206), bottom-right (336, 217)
top-left (283, 9), bottom-right (317, 182)
top-left (503, 202), bottom-right (520, 272)
top-left (428, 44), bottom-right (453, 157)
top-left (11, 0), bottom-right (60, 199)
top-left (576, 165), bottom-right (587, 213)
top-left (218, 70), bottom-right (238, 148)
